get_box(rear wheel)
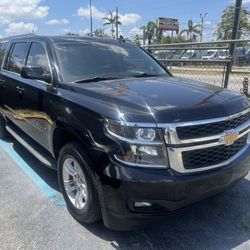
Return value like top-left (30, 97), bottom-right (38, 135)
top-left (58, 142), bottom-right (101, 224)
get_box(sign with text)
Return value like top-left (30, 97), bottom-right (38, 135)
top-left (157, 17), bottom-right (179, 32)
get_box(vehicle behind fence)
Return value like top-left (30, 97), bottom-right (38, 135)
top-left (144, 40), bottom-right (250, 94)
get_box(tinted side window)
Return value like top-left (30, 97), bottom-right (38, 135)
top-left (26, 42), bottom-right (50, 75)
top-left (6, 42), bottom-right (28, 74)
top-left (0, 42), bottom-right (8, 68)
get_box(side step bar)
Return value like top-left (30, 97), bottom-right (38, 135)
top-left (6, 126), bottom-right (57, 170)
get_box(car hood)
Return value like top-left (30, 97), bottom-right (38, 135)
top-left (63, 76), bottom-right (250, 124)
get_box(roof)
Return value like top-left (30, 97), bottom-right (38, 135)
top-left (1, 34), bottom-right (131, 45)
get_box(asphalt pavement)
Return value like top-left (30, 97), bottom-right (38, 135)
top-left (1, 137), bottom-right (250, 250)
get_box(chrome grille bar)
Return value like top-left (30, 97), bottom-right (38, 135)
top-left (159, 108), bottom-right (250, 173)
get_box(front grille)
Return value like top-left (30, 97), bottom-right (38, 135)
top-left (176, 111), bottom-right (250, 140)
top-left (182, 135), bottom-right (248, 169)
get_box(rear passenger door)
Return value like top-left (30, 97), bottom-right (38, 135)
top-left (0, 42), bottom-right (29, 124)
top-left (0, 41), bottom-right (9, 107)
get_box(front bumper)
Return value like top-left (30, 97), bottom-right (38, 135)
top-left (98, 147), bottom-right (250, 230)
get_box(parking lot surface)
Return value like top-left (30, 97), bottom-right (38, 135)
top-left (1, 138), bottom-right (250, 250)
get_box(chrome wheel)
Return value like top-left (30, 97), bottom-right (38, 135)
top-left (62, 157), bottom-right (88, 209)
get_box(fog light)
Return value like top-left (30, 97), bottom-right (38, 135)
top-left (138, 146), bottom-right (158, 156)
top-left (131, 145), bottom-right (158, 156)
top-left (134, 201), bottom-right (152, 207)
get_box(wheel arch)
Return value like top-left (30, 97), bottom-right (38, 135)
top-left (52, 123), bottom-right (92, 160)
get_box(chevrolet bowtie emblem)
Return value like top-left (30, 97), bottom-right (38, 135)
top-left (220, 132), bottom-right (239, 146)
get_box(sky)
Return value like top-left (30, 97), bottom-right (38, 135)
top-left (0, 0), bottom-right (250, 41)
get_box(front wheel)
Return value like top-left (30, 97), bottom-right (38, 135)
top-left (58, 142), bottom-right (101, 224)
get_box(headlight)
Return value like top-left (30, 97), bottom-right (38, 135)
top-left (105, 120), bottom-right (168, 168)
top-left (135, 128), bottom-right (156, 141)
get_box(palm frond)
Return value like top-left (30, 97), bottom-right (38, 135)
top-left (193, 28), bottom-right (201, 35)
top-left (107, 9), bottom-right (113, 16)
top-left (180, 29), bottom-right (188, 35)
top-left (194, 24), bottom-right (202, 29)
top-left (102, 17), bottom-right (111, 21)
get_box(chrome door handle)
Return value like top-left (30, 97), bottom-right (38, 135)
top-left (0, 79), bottom-right (6, 88)
top-left (16, 86), bottom-right (25, 94)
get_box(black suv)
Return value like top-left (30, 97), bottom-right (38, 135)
top-left (0, 35), bottom-right (249, 230)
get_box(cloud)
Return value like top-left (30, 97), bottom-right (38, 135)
top-left (46, 19), bottom-right (69, 25)
top-left (76, 6), bottom-right (141, 26)
top-left (120, 14), bottom-right (141, 26)
top-left (79, 28), bottom-right (90, 35)
top-left (77, 6), bottom-right (105, 21)
top-left (0, 17), bottom-right (10, 25)
top-left (204, 20), bottom-right (217, 30)
top-left (243, 0), bottom-right (250, 3)
top-left (62, 28), bottom-right (70, 34)
top-left (5, 22), bottom-right (38, 35)
top-left (0, 0), bottom-right (49, 24)
top-left (205, 21), bottom-right (212, 25)
top-left (129, 27), bottom-right (143, 36)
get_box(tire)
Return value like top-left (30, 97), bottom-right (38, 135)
top-left (58, 142), bottom-right (101, 224)
top-left (0, 114), bottom-right (8, 139)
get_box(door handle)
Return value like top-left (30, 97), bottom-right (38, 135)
top-left (16, 86), bottom-right (25, 94)
top-left (0, 79), bottom-right (6, 89)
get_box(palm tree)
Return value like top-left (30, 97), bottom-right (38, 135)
top-left (180, 20), bottom-right (201, 41)
top-left (102, 9), bottom-right (121, 38)
top-left (141, 21), bottom-right (157, 45)
top-left (93, 28), bottom-right (108, 37)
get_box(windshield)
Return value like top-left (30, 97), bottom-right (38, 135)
top-left (205, 51), bottom-right (217, 56)
top-left (219, 51), bottom-right (228, 57)
top-left (54, 41), bottom-right (169, 83)
top-left (156, 51), bottom-right (173, 59)
top-left (173, 50), bottom-right (185, 58)
top-left (183, 51), bottom-right (194, 57)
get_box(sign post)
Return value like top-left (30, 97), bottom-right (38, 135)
top-left (156, 17), bottom-right (179, 33)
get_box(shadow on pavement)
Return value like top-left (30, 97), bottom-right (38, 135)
top-left (11, 139), bottom-right (60, 192)
top-left (7, 138), bottom-right (250, 250)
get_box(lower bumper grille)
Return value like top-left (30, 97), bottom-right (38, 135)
top-left (182, 135), bottom-right (248, 169)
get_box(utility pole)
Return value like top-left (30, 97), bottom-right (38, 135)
top-left (224, 0), bottom-right (242, 88)
top-left (200, 12), bottom-right (207, 42)
top-left (89, 0), bottom-right (93, 36)
top-left (142, 27), bottom-right (146, 46)
top-left (115, 6), bottom-right (119, 39)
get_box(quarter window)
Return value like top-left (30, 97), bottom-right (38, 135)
top-left (26, 42), bottom-right (50, 76)
top-left (0, 42), bottom-right (8, 68)
top-left (6, 42), bottom-right (28, 74)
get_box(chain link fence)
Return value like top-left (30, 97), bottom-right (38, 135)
top-left (144, 40), bottom-right (250, 94)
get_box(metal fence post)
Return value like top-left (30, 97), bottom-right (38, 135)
top-left (224, 0), bottom-right (242, 88)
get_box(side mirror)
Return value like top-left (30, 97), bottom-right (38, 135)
top-left (21, 66), bottom-right (51, 83)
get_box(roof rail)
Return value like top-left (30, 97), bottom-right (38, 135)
top-left (0, 33), bottom-right (36, 40)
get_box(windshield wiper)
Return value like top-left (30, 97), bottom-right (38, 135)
top-left (74, 76), bottom-right (122, 83)
top-left (131, 73), bottom-right (161, 78)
